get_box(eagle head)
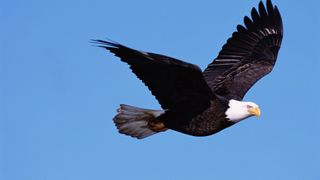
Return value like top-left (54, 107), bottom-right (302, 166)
top-left (225, 99), bottom-right (261, 123)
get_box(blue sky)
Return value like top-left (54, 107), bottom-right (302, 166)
top-left (1, 0), bottom-right (319, 179)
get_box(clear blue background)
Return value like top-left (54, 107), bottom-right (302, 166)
top-left (1, 0), bottom-right (319, 179)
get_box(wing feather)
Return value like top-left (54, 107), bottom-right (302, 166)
top-left (203, 0), bottom-right (283, 100)
top-left (94, 40), bottom-right (213, 110)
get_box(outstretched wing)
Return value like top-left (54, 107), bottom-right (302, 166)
top-left (94, 40), bottom-right (213, 110)
top-left (203, 0), bottom-right (283, 100)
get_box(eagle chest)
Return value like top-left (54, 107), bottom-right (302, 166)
top-left (183, 103), bottom-right (234, 136)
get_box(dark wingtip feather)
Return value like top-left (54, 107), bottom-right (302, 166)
top-left (274, 6), bottom-right (283, 30)
top-left (91, 39), bottom-right (119, 47)
top-left (244, 16), bottom-right (253, 29)
top-left (237, 25), bottom-right (247, 32)
top-left (258, 1), bottom-right (268, 20)
top-left (90, 39), bottom-right (124, 53)
top-left (242, 0), bottom-right (283, 33)
top-left (266, 0), bottom-right (274, 16)
top-left (251, 7), bottom-right (260, 24)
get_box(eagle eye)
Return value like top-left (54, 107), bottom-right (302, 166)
top-left (246, 105), bottom-right (253, 109)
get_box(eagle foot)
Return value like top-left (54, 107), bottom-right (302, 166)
top-left (148, 121), bottom-right (168, 132)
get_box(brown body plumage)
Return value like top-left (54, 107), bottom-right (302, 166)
top-left (161, 99), bottom-right (233, 136)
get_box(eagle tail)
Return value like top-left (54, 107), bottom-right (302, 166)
top-left (113, 104), bottom-right (166, 139)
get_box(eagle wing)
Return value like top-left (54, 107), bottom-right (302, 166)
top-left (94, 40), bottom-right (213, 111)
top-left (203, 0), bottom-right (283, 100)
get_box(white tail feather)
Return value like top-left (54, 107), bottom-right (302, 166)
top-left (113, 104), bottom-right (165, 139)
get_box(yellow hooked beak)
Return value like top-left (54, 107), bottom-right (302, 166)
top-left (248, 107), bottom-right (261, 118)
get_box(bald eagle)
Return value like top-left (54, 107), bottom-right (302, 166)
top-left (93, 0), bottom-right (283, 139)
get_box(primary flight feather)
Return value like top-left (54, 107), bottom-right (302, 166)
top-left (93, 0), bottom-right (283, 139)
